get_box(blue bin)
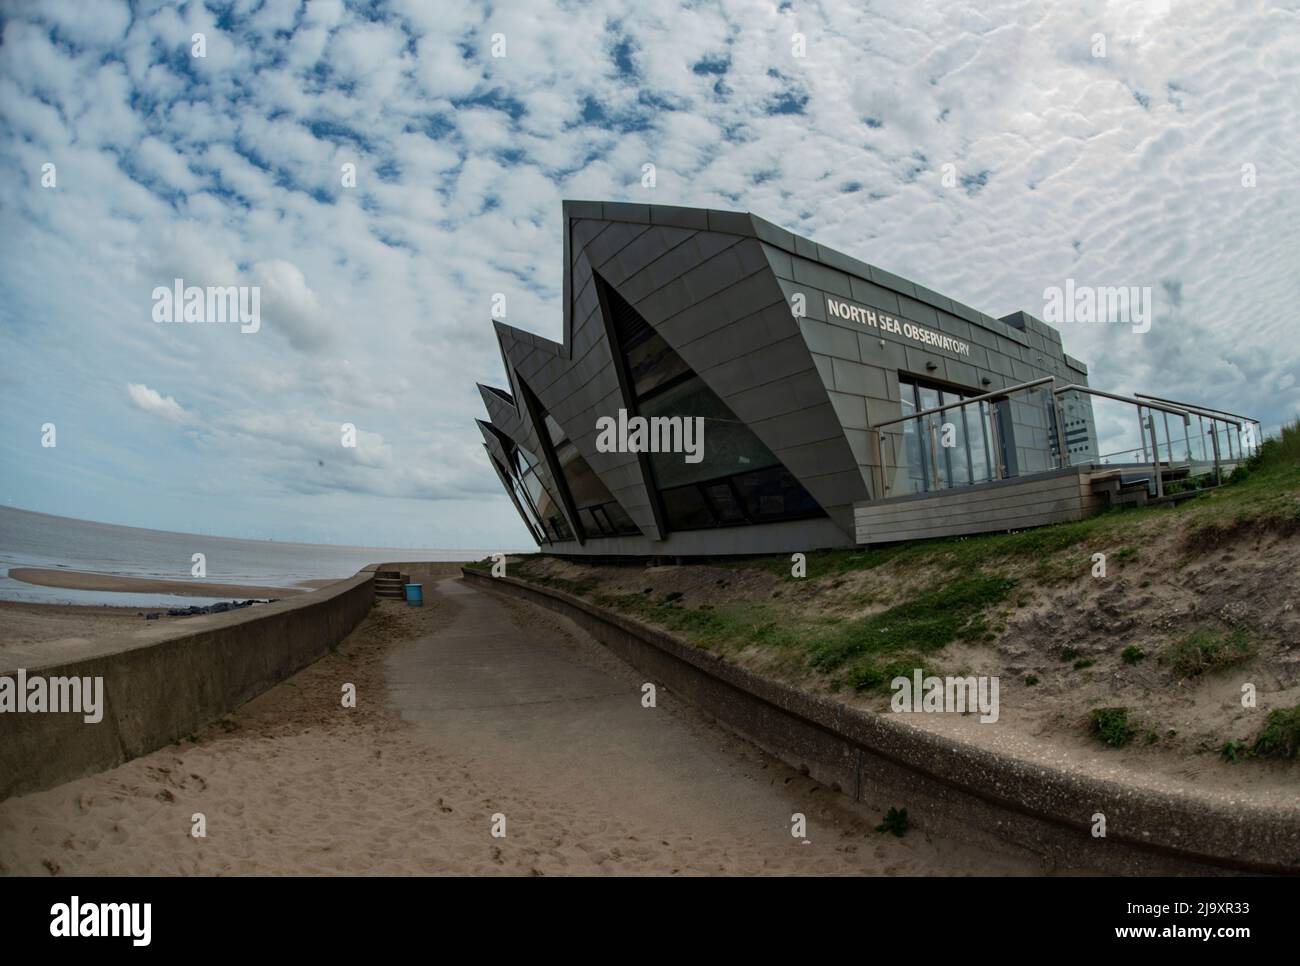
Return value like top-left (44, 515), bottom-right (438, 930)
top-left (404, 583), bottom-right (423, 606)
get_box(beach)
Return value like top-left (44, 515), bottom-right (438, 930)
top-left (0, 571), bottom-right (1042, 875)
top-left (7, 568), bottom-right (307, 599)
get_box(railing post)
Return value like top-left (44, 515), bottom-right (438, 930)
top-left (1049, 385), bottom-right (1069, 468)
top-left (876, 431), bottom-right (889, 498)
top-left (1146, 414), bottom-right (1164, 498)
top-left (1210, 422), bottom-right (1222, 485)
top-left (927, 419), bottom-right (941, 490)
top-left (988, 405), bottom-right (1004, 480)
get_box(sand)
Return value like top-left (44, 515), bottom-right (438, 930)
top-left (0, 571), bottom-right (1042, 875)
top-left (7, 567), bottom-right (306, 599)
top-left (0, 601), bottom-right (152, 653)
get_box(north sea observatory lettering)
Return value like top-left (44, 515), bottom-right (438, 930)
top-left (825, 296), bottom-right (971, 357)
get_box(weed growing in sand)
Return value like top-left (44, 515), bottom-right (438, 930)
top-left (1165, 628), bottom-right (1257, 677)
top-left (1025, 674), bottom-right (1039, 686)
top-left (1121, 645), bottom-right (1145, 665)
top-left (875, 806), bottom-right (909, 837)
top-left (1089, 707), bottom-right (1138, 747)
top-left (1220, 739), bottom-right (1249, 762)
top-left (1250, 705), bottom-right (1300, 760)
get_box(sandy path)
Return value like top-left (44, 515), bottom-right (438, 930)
top-left (0, 575), bottom-right (1041, 875)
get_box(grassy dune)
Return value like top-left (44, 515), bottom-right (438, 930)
top-left (477, 419), bottom-right (1300, 764)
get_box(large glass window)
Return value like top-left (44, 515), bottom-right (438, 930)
top-left (896, 376), bottom-right (996, 495)
top-left (531, 402), bottom-right (639, 539)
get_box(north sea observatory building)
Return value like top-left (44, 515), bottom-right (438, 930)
top-left (475, 202), bottom-right (1257, 556)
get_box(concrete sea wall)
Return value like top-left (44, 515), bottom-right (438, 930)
top-left (0, 570), bottom-right (376, 800)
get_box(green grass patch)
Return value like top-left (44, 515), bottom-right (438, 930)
top-left (1250, 705), bottom-right (1300, 760)
top-left (1220, 739), bottom-right (1249, 762)
top-left (806, 575), bottom-right (1016, 681)
top-left (1164, 628), bottom-right (1257, 677)
top-left (1121, 645), bottom-right (1145, 665)
top-left (1090, 707), bottom-right (1138, 748)
top-left (875, 807), bottom-right (909, 837)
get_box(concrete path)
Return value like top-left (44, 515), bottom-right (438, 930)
top-left (384, 576), bottom-right (1039, 875)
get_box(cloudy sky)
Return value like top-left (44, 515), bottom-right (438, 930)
top-left (0, 0), bottom-right (1296, 549)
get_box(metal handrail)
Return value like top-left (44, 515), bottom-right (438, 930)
top-left (1053, 384), bottom-right (1193, 421)
top-left (1133, 393), bottom-right (1259, 426)
top-left (870, 376), bottom-right (1055, 429)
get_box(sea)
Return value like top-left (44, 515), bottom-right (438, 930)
top-left (0, 506), bottom-right (499, 608)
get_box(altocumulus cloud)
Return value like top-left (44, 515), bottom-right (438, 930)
top-left (0, 0), bottom-right (1295, 549)
top-left (125, 383), bottom-right (193, 425)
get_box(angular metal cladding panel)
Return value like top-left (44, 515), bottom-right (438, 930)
top-left (869, 265), bottom-right (917, 299)
top-left (849, 277), bottom-right (901, 315)
top-left (775, 435), bottom-right (858, 474)
top-left (899, 295), bottom-right (939, 327)
top-left (476, 420), bottom-right (509, 465)
top-left (725, 368), bottom-right (829, 421)
top-left (791, 257), bottom-right (853, 299)
top-left (749, 215), bottom-right (797, 252)
top-left (699, 332), bottom-right (811, 397)
top-left (944, 359), bottom-right (979, 389)
top-left (813, 243), bottom-right (873, 282)
top-left (680, 245), bottom-right (750, 306)
top-left (665, 277), bottom-right (789, 356)
top-left (644, 230), bottom-right (708, 291)
top-left (935, 311), bottom-right (973, 342)
top-left (1011, 358), bottom-right (1037, 382)
top-left (864, 396), bottom-right (903, 426)
top-left (798, 316), bottom-right (860, 361)
top-left (584, 221), bottom-right (651, 274)
top-left (751, 401), bottom-right (848, 449)
top-left (831, 357), bottom-right (890, 398)
top-left (844, 428), bottom-right (871, 464)
top-left (826, 391), bottom-right (868, 431)
top-left (602, 201), bottom-right (652, 224)
top-left (913, 284), bottom-right (954, 315)
top-left (782, 278), bottom-right (827, 322)
top-left (812, 352), bottom-right (835, 391)
top-left (706, 208), bottom-right (752, 235)
top-left (904, 346), bottom-right (940, 375)
top-left (563, 200), bottom-right (604, 220)
top-left (634, 276), bottom-right (695, 328)
top-left (600, 232), bottom-right (664, 288)
top-left (570, 219), bottom-right (608, 259)
top-left (966, 321), bottom-right (1000, 350)
top-left (485, 449), bottom-right (540, 546)
top-left (650, 204), bottom-right (710, 230)
top-left (806, 466), bottom-right (876, 506)
top-left (761, 242), bottom-right (794, 280)
top-left (859, 332), bottom-right (909, 371)
top-left (572, 275), bottom-right (600, 325)
top-left (949, 299), bottom-right (982, 324)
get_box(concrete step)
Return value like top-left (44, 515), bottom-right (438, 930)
top-left (374, 573), bottom-right (407, 599)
